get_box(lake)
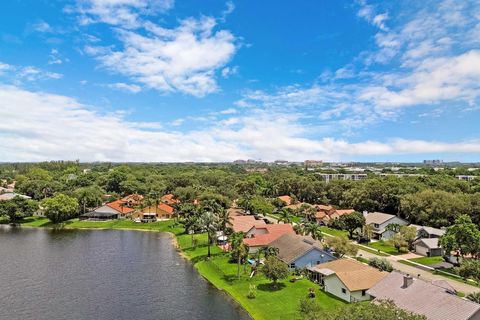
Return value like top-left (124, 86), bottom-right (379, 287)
top-left (0, 226), bottom-right (250, 320)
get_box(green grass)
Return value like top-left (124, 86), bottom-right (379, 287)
top-left (5, 215), bottom-right (348, 319)
top-left (355, 245), bottom-right (389, 257)
top-left (367, 240), bottom-right (402, 255)
top-left (195, 255), bottom-right (346, 320)
top-left (320, 226), bottom-right (348, 238)
top-left (409, 256), bottom-right (444, 266)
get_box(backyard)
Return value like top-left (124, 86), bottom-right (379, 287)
top-left (366, 240), bottom-right (402, 255)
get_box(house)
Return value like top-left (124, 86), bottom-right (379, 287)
top-left (243, 224), bottom-right (295, 252)
top-left (270, 233), bottom-right (335, 269)
top-left (161, 194), bottom-right (180, 205)
top-left (0, 193), bottom-right (31, 201)
top-left (411, 225), bottom-right (446, 239)
top-left (139, 203), bottom-right (175, 220)
top-left (367, 271), bottom-right (480, 320)
top-left (121, 194), bottom-right (144, 207)
top-left (308, 259), bottom-right (387, 302)
top-left (329, 209), bottom-right (355, 221)
top-left (314, 205), bottom-right (355, 224)
top-left (80, 205), bottom-right (120, 220)
top-left (105, 200), bottom-right (135, 218)
top-left (277, 195), bottom-right (293, 206)
top-left (364, 212), bottom-right (408, 240)
top-left (414, 238), bottom-right (444, 257)
top-left (230, 215), bottom-right (266, 234)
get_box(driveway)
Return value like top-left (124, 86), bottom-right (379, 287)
top-left (356, 248), bottom-right (478, 294)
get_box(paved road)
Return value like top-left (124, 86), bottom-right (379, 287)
top-left (356, 248), bottom-right (478, 294)
top-left (264, 214), bottom-right (478, 294)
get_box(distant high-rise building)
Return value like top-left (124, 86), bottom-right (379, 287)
top-left (304, 160), bottom-right (323, 168)
top-left (423, 160), bottom-right (443, 165)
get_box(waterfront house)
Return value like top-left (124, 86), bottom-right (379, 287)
top-left (139, 203), bottom-right (175, 220)
top-left (105, 199), bottom-right (135, 218)
top-left (309, 259), bottom-right (387, 303)
top-left (364, 212), bottom-right (408, 240)
top-left (121, 194), bottom-right (144, 207)
top-left (270, 233), bottom-right (336, 269)
top-left (80, 205), bottom-right (120, 220)
top-left (243, 224), bottom-right (295, 252)
top-left (367, 271), bottom-right (480, 320)
top-left (230, 215), bottom-right (266, 234)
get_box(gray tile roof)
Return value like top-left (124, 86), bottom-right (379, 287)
top-left (367, 272), bottom-right (480, 320)
top-left (269, 233), bottom-right (330, 264)
top-left (415, 238), bottom-right (441, 249)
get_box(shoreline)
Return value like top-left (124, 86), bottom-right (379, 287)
top-left (1, 220), bottom-right (254, 320)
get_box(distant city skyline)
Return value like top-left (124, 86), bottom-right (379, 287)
top-left (1, 0), bottom-right (479, 162)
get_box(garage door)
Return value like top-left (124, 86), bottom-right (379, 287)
top-left (415, 244), bottom-right (429, 256)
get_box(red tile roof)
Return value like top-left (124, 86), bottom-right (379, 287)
top-left (278, 195), bottom-right (293, 205)
top-left (231, 215), bottom-right (266, 233)
top-left (158, 203), bottom-right (174, 215)
top-left (161, 194), bottom-right (180, 205)
top-left (335, 209), bottom-right (355, 216)
top-left (106, 200), bottom-right (135, 214)
top-left (243, 224), bottom-right (295, 247)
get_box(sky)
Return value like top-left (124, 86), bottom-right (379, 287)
top-left (0, 0), bottom-right (480, 163)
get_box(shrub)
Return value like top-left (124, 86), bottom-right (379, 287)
top-left (247, 284), bottom-right (257, 299)
top-left (368, 257), bottom-right (393, 272)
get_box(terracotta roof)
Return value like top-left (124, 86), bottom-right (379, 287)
top-left (335, 209), bottom-right (355, 216)
top-left (270, 233), bottom-right (330, 264)
top-left (106, 200), bottom-right (135, 214)
top-left (230, 215), bottom-right (265, 233)
top-left (121, 194), bottom-right (144, 202)
top-left (161, 194), bottom-right (180, 205)
top-left (312, 259), bottom-right (387, 291)
top-left (244, 224), bottom-right (295, 247)
top-left (315, 204), bottom-right (334, 211)
top-left (367, 271), bottom-right (480, 320)
top-left (278, 195), bottom-right (293, 205)
top-left (158, 203), bottom-right (174, 214)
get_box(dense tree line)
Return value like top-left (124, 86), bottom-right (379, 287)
top-left (1, 162), bottom-right (479, 228)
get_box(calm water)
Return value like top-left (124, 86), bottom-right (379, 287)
top-left (0, 226), bottom-right (249, 320)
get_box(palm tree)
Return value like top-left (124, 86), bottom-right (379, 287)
top-left (294, 223), bottom-right (306, 235)
top-left (183, 213), bottom-right (200, 247)
top-left (216, 206), bottom-right (231, 238)
top-left (230, 232), bottom-right (249, 279)
top-left (305, 222), bottom-right (323, 241)
top-left (362, 224), bottom-right (374, 242)
top-left (277, 208), bottom-right (293, 224)
top-left (199, 210), bottom-right (218, 258)
top-left (259, 245), bottom-right (279, 258)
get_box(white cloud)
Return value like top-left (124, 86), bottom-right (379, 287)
top-left (106, 82), bottom-right (142, 93)
top-left (48, 49), bottom-right (65, 65)
top-left (221, 65), bottom-right (238, 78)
top-left (17, 66), bottom-right (63, 81)
top-left (221, 1), bottom-right (235, 21)
top-left (219, 108), bottom-right (237, 115)
top-left (2, 85), bottom-right (478, 162)
top-left (357, 0), bottom-right (389, 31)
top-left (32, 21), bottom-right (53, 33)
top-left (74, 0), bottom-right (175, 28)
top-left (87, 16), bottom-right (237, 96)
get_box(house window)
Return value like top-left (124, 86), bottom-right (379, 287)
top-left (316, 261), bottom-right (321, 265)
top-left (289, 263), bottom-right (296, 269)
top-left (362, 290), bottom-right (366, 296)
top-left (373, 223), bottom-right (379, 228)
top-left (341, 288), bottom-right (346, 294)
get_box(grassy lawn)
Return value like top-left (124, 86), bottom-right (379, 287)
top-left (409, 256), bottom-right (444, 266)
top-left (367, 240), bottom-right (402, 255)
top-left (4, 215), bottom-right (348, 319)
top-left (319, 226), bottom-right (348, 238)
top-left (356, 245), bottom-right (389, 257)
top-left (196, 255), bottom-right (346, 320)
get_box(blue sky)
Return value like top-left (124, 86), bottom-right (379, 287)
top-left (0, 0), bottom-right (479, 162)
